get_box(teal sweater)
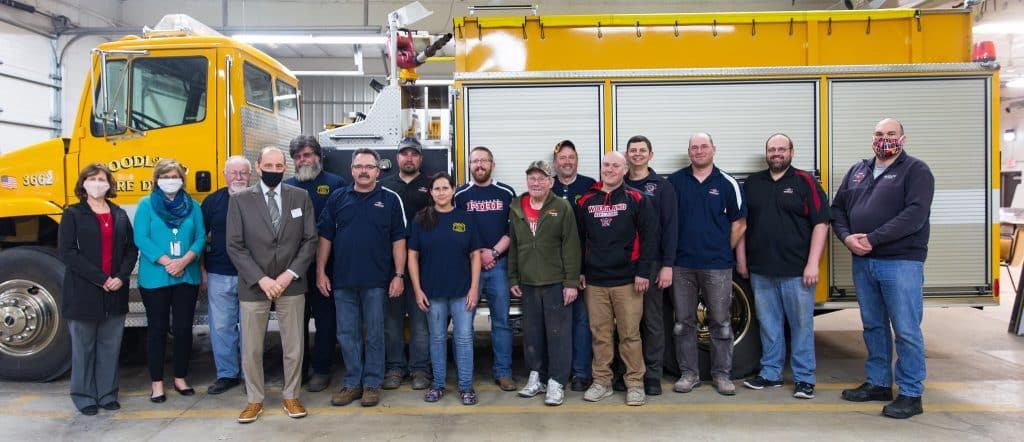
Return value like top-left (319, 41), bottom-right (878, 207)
top-left (133, 194), bottom-right (206, 289)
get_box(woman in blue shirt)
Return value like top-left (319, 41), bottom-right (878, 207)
top-left (133, 158), bottom-right (206, 403)
top-left (408, 173), bottom-right (482, 405)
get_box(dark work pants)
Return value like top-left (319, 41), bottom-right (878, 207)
top-left (303, 272), bottom-right (336, 376)
top-left (141, 283), bottom-right (198, 381)
top-left (68, 314), bottom-right (125, 410)
top-left (522, 283), bottom-right (572, 386)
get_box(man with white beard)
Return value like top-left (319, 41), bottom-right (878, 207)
top-left (201, 155), bottom-right (254, 395)
top-left (284, 135), bottom-right (347, 392)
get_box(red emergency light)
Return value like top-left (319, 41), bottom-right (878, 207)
top-left (972, 40), bottom-right (996, 63)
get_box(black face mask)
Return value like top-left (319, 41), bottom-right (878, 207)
top-left (260, 170), bottom-right (284, 188)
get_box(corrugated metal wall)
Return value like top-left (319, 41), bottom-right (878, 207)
top-left (298, 76), bottom-right (385, 136)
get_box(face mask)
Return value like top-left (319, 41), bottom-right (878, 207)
top-left (872, 137), bottom-right (903, 159)
top-left (157, 178), bottom-right (183, 194)
top-left (83, 181), bottom-right (110, 199)
top-left (260, 170), bottom-right (284, 188)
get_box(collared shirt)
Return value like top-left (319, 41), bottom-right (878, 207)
top-left (554, 174), bottom-right (596, 206)
top-left (408, 209), bottom-right (481, 299)
top-left (380, 172), bottom-right (433, 224)
top-left (200, 187), bottom-right (236, 276)
top-left (284, 171), bottom-right (347, 221)
top-left (454, 180), bottom-right (516, 249)
top-left (259, 181), bottom-right (281, 215)
top-left (744, 167), bottom-right (830, 277)
top-left (667, 165), bottom-right (746, 270)
top-left (318, 183), bottom-right (407, 288)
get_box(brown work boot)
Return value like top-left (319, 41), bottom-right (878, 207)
top-left (237, 402), bottom-right (263, 424)
top-left (361, 387), bottom-right (381, 407)
top-left (330, 387), bottom-right (363, 406)
top-left (495, 377), bottom-right (517, 391)
top-left (282, 399), bottom-right (307, 418)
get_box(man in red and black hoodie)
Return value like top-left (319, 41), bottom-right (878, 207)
top-left (575, 151), bottom-right (659, 406)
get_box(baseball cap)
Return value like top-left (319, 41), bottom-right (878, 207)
top-left (525, 160), bottom-right (553, 177)
top-left (397, 136), bottom-right (422, 154)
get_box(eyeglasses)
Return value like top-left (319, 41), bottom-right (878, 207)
top-left (226, 170), bottom-right (251, 177)
top-left (470, 159), bottom-right (492, 165)
top-left (527, 176), bottom-right (550, 183)
top-left (351, 164), bottom-right (378, 171)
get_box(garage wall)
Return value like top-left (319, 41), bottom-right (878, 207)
top-left (297, 76), bottom-right (383, 136)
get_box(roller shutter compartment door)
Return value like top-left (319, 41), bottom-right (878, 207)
top-left (828, 78), bottom-right (990, 295)
top-left (463, 84), bottom-right (603, 193)
top-left (613, 81), bottom-right (818, 176)
top-left (0, 22), bottom-right (56, 153)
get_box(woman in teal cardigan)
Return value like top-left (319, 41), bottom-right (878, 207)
top-left (134, 158), bottom-right (206, 403)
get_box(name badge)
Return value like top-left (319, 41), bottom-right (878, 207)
top-left (170, 241), bottom-right (182, 257)
top-left (291, 208), bottom-right (303, 218)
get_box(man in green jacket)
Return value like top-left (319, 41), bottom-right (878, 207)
top-left (508, 160), bottom-right (582, 406)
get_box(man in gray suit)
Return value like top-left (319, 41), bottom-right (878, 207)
top-left (227, 146), bottom-right (318, 424)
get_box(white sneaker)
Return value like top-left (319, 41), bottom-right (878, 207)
top-left (518, 371), bottom-right (546, 398)
top-left (583, 383), bottom-right (614, 402)
top-left (544, 379), bottom-right (565, 406)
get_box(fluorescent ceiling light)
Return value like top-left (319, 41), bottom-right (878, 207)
top-left (972, 22), bottom-right (1024, 35)
top-left (233, 34), bottom-right (386, 45)
top-left (1008, 78), bottom-right (1024, 89)
top-left (292, 71), bottom-right (368, 77)
top-left (414, 79), bottom-right (454, 86)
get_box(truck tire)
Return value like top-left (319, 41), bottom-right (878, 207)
top-left (662, 273), bottom-right (761, 380)
top-left (0, 247), bottom-right (72, 381)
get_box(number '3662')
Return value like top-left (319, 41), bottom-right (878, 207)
top-left (22, 171), bottom-right (54, 186)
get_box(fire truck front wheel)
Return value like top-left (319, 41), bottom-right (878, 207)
top-left (0, 247), bottom-right (72, 382)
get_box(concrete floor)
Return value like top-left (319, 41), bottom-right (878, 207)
top-left (2, 274), bottom-right (1023, 441)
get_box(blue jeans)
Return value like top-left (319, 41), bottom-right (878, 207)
top-left (852, 257), bottom-right (926, 397)
top-left (749, 273), bottom-right (816, 384)
top-left (570, 292), bottom-right (592, 379)
top-left (334, 287), bottom-right (387, 388)
top-left (426, 296), bottom-right (475, 391)
top-left (479, 258), bottom-right (513, 379)
top-left (207, 274), bottom-right (241, 380)
top-left (385, 278), bottom-right (430, 374)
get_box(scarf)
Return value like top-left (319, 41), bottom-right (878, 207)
top-left (151, 189), bottom-right (192, 229)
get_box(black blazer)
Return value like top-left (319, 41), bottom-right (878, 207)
top-left (58, 201), bottom-right (139, 321)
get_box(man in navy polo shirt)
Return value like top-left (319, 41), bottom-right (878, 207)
top-left (316, 148), bottom-right (407, 408)
top-left (284, 135), bottom-right (347, 392)
top-left (623, 135), bottom-right (678, 396)
top-left (454, 146), bottom-right (517, 391)
top-left (552, 139), bottom-right (596, 392)
top-left (200, 155), bottom-right (252, 396)
top-left (833, 118), bottom-right (933, 419)
top-left (667, 132), bottom-right (746, 396)
top-left (380, 137), bottom-right (433, 391)
top-left (736, 133), bottom-right (829, 400)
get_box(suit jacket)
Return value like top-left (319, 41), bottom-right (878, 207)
top-left (226, 183), bottom-right (318, 302)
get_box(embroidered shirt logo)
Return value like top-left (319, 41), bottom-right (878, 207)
top-left (417, 186), bottom-right (429, 193)
top-left (644, 183), bottom-right (657, 196)
top-left (465, 199), bottom-right (504, 212)
top-left (587, 203), bottom-right (627, 218)
top-left (317, 184), bottom-right (331, 195)
top-left (708, 188), bottom-right (720, 196)
top-left (452, 222), bottom-right (466, 232)
top-left (852, 172), bottom-right (866, 183)
top-left (600, 218), bottom-right (613, 227)
top-left (783, 187), bottom-right (795, 194)
top-left (374, 201), bottom-right (385, 208)
top-left (883, 174), bottom-right (898, 180)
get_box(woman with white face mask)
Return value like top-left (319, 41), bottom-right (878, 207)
top-left (133, 158), bottom-right (206, 403)
top-left (58, 163), bottom-right (139, 415)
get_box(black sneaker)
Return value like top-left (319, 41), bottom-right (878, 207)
top-left (882, 395), bottom-right (923, 419)
top-left (644, 378), bottom-right (662, 396)
top-left (743, 375), bottom-right (783, 390)
top-left (570, 376), bottom-right (592, 392)
top-left (841, 382), bottom-right (893, 402)
top-left (793, 382), bottom-right (815, 399)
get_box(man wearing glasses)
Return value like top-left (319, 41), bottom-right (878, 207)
top-left (316, 148), bottom-right (407, 408)
top-left (454, 146), bottom-right (518, 391)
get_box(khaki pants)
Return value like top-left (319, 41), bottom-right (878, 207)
top-left (586, 284), bottom-right (645, 388)
top-left (241, 294), bottom-right (305, 404)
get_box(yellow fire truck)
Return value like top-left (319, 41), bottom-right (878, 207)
top-left (443, 7), bottom-right (1000, 378)
top-left (0, 15), bottom-right (300, 381)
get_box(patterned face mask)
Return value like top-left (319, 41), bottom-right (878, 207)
top-left (872, 136), bottom-right (903, 159)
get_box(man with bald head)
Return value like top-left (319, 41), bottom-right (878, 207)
top-left (832, 118), bottom-right (933, 419)
top-left (575, 151), bottom-right (658, 406)
top-left (228, 146), bottom-right (318, 423)
top-left (736, 133), bottom-right (829, 400)
top-left (667, 132), bottom-right (746, 396)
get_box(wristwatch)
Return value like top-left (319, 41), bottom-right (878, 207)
top-left (394, 272), bottom-right (405, 279)
top-left (491, 248), bottom-right (500, 259)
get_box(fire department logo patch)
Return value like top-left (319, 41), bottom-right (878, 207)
top-left (452, 222), bottom-right (466, 232)
top-left (317, 185), bottom-right (331, 195)
top-left (852, 172), bottom-right (866, 183)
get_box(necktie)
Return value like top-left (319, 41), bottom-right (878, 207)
top-left (267, 189), bottom-right (280, 231)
